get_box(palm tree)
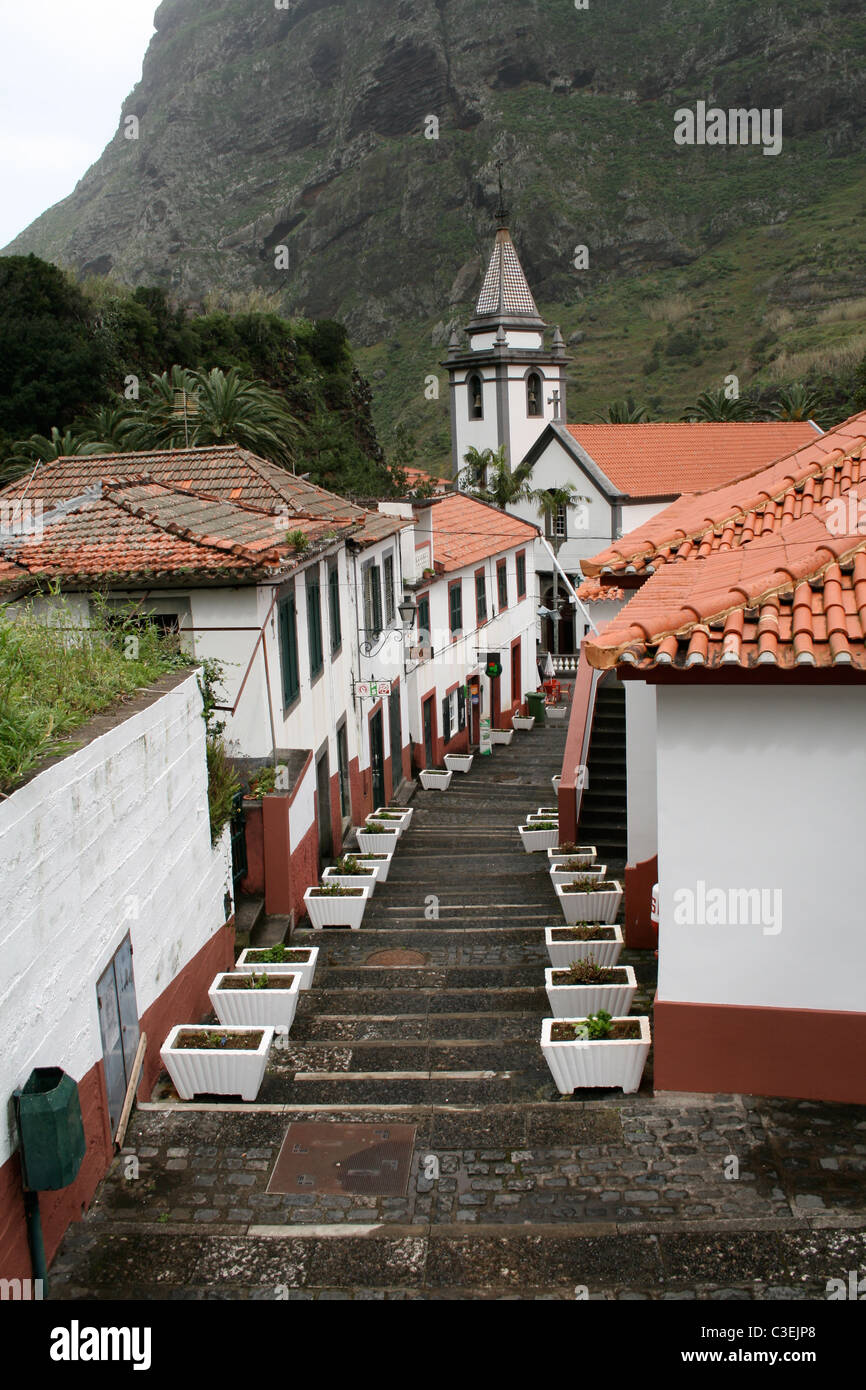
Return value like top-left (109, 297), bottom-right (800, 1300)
top-left (458, 445), bottom-right (536, 508)
top-left (2, 428), bottom-right (112, 483)
top-left (528, 483), bottom-right (589, 658)
top-left (125, 366), bottom-right (301, 467)
top-left (682, 387), bottom-right (752, 422)
top-left (601, 397), bottom-right (652, 423)
top-left (773, 384), bottom-right (822, 422)
top-left (78, 404), bottom-right (138, 452)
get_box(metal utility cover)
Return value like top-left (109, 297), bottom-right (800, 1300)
top-left (268, 1122), bottom-right (416, 1197)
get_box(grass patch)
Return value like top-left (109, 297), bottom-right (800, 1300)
top-left (0, 596), bottom-right (190, 795)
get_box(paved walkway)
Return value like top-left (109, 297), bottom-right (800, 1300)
top-left (50, 721), bottom-right (866, 1299)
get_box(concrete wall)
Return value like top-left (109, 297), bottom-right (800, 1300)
top-left (0, 673), bottom-right (233, 1276)
top-left (625, 681), bottom-right (658, 866)
top-left (655, 685), bottom-right (866, 1012)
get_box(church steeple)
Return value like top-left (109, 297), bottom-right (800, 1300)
top-left (443, 177), bottom-right (570, 480)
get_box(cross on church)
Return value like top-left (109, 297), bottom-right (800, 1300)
top-left (548, 389), bottom-right (561, 421)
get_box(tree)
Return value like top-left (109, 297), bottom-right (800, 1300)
top-left (2, 427), bottom-right (112, 483)
top-left (123, 366), bottom-right (302, 466)
top-left (682, 387), bottom-right (752, 422)
top-left (459, 445), bottom-right (536, 508)
top-left (600, 397), bottom-right (652, 423)
top-left (773, 384), bottom-right (823, 422)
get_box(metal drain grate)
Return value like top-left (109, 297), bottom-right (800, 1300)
top-left (268, 1122), bottom-right (416, 1197)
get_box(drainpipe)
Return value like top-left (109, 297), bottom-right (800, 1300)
top-left (537, 535), bottom-right (597, 635)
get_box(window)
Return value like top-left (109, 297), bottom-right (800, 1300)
top-left (278, 590), bottom-right (300, 709)
top-left (328, 563), bottom-right (342, 652)
top-left (457, 686), bottom-right (467, 732)
top-left (383, 553), bottom-right (396, 625)
top-left (337, 723), bottom-right (350, 819)
top-left (475, 569), bottom-right (487, 626)
top-left (417, 592), bottom-right (431, 646)
top-left (448, 580), bottom-right (463, 636)
top-left (497, 559), bottom-right (508, 611)
top-left (306, 568), bottom-right (323, 678)
top-left (516, 551), bottom-right (527, 599)
top-left (545, 492), bottom-right (567, 540)
top-left (442, 693), bottom-right (452, 745)
top-left (363, 563), bottom-right (383, 638)
top-left (468, 373), bottom-right (484, 420)
top-left (527, 372), bottom-right (543, 418)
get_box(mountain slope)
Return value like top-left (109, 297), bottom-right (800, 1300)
top-left (6, 0), bottom-right (866, 460)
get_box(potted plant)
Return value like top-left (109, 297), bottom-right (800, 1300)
top-left (444, 751), bottom-right (474, 773)
top-left (372, 805), bottom-right (414, 830)
top-left (236, 943), bottom-right (319, 990)
top-left (353, 850), bottom-right (394, 882)
top-left (489, 727), bottom-right (514, 746)
top-left (160, 1025), bottom-right (274, 1101)
top-left (210, 970), bottom-right (302, 1031)
top-left (512, 711), bottom-right (535, 731)
top-left (420, 768), bottom-right (453, 790)
top-left (356, 821), bottom-right (401, 854)
top-left (518, 820), bottom-right (560, 852)
top-left (364, 812), bottom-right (404, 839)
top-left (549, 860), bottom-right (606, 887)
top-left (544, 959), bottom-right (637, 1018)
top-left (541, 1011), bottom-right (651, 1095)
top-left (547, 844), bottom-right (597, 866)
top-left (303, 881), bottom-right (371, 929)
top-left (545, 924), bottom-right (624, 968)
top-left (322, 855), bottom-right (382, 893)
top-left (555, 876), bottom-right (623, 924)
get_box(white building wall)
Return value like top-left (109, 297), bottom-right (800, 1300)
top-left (0, 674), bottom-right (230, 1168)
top-left (620, 500), bottom-right (673, 533)
top-left (625, 681), bottom-right (658, 865)
top-left (655, 685), bottom-right (866, 1013)
top-left (509, 437), bottom-right (614, 575)
top-left (506, 368), bottom-right (563, 466)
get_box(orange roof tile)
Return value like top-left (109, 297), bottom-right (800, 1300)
top-left (585, 413), bottom-right (866, 579)
top-left (585, 509), bottom-right (866, 672)
top-left (427, 493), bottom-right (538, 573)
top-left (577, 579), bottom-right (626, 603)
top-left (566, 421), bottom-right (818, 500)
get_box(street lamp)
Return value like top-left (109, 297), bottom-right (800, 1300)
top-left (398, 594), bottom-right (418, 629)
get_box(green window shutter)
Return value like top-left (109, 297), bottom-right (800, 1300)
top-left (279, 594), bottom-right (299, 707)
top-left (442, 694), bottom-right (451, 745)
top-left (307, 570), bottom-right (323, 676)
top-left (449, 582), bottom-right (462, 634)
top-left (497, 561), bottom-right (508, 610)
top-left (329, 565), bottom-right (342, 651)
top-left (516, 553), bottom-right (526, 598)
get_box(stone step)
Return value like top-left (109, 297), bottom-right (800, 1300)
top-left (254, 1071), bottom-right (544, 1107)
top-left (309, 964), bottom-right (546, 989)
top-left (300, 987), bottom-right (548, 1015)
top-left (269, 1038), bottom-right (541, 1073)
top-left (290, 1012), bottom-right (543, 1042)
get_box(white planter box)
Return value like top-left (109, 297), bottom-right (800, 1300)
top-left (322, 865), bottom-right (380, 894)
top-left (210, 971), bottom-right (301, 1032)
top-left (545, 926), bottom-right (624, 968)
top-left (512, 716), bottom-right (535, 731)
top-left (304, 884), bottom-right (371, 929)
top-left (547, 846), bottom-right (597, 866)
top-left (444, 753), bottom-right (474, 773)
top-left (354, 852), bottom-right (393, 882)
top-left (490, 728), bottom-right (514, 746)
top-left (544, 965), bottom-right (637, 1018)
top-left (551, 775), bottom-right (561, 792)
top-left (366, 815), bottom-right (404, 839)
top-left (160, 1024), bottom-right (274, 1101)
top-left (236, 946), bottom-right (319, 990)
top-left (541, 1016), bottom-right (651, 1095)
top-left (555, 880), bottom-right (623, 924)
top-left (534, 807), bottom-right (559, 817)
top-left (549, 864), bottom-right (606, 887)
top-left (373, 806), bottom-right (414, 829)
top-left (419, 769), bottom-right (453, 790)
top-left (528, 813), bottom-right (559, 824)
top-left (518, 824), bottom-right (560, 852)
top-left (546, 705), bottom-right (568, 723)
top-left (356, 828), bottom-right (400, 854)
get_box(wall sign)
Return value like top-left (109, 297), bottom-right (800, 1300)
top-left (479, 716), bottom-right (492, 756)
top-left (355, 680), bottom-right (392, 699)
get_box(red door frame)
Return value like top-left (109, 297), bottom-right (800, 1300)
top-left (511, 637), bottom-right (522, 714)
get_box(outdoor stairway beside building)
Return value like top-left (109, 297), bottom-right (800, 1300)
top-left (576, 677), bottom-right (627, 864)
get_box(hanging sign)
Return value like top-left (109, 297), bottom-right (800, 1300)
top-left (355, 680), bottom-right (392, 699)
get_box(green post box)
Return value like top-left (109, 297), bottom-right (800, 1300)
top-left (15, 1068), bottom-right (86, 1192)
top-left (525, 692), bottom-right (546, 726)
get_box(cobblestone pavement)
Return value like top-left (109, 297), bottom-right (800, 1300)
top-left (49, 717), bottom-right (866, 1300)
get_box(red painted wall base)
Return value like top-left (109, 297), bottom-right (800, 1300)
top-left (624, 856), bottom-right (658, 950)
top-left (654, 998), bottom-right (866, 1103)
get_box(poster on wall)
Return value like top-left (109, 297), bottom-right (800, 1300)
top-left (479, 716), bottom-right (492, 756)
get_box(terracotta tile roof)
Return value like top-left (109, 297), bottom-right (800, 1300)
top-left (0, 478), bottom-right (350, 592)
top-left (0, 445), bottom-right (364, 522)
top-left (351, 510), bottom-right (414, 548)
top-left (584, 413), bottom-right (866, 579)
top-left (402, 466), bottom-right (452, 495)
top-left (565, 421), bottom-right (818, 501)
top-left (585, 509), bottom-right (866, 672)
top-left (428, 493), bottom-right (538, 573)
top-left (577, 579), bottom-right (626, 603)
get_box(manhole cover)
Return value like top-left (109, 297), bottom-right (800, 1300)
top-left (365, 948), bottom-right (427, 966)
top-left (268, 1122), bottom-right (416, 1197)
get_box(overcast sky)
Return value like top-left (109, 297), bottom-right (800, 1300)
top-left (0, 0), bottom-right (157, 248)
